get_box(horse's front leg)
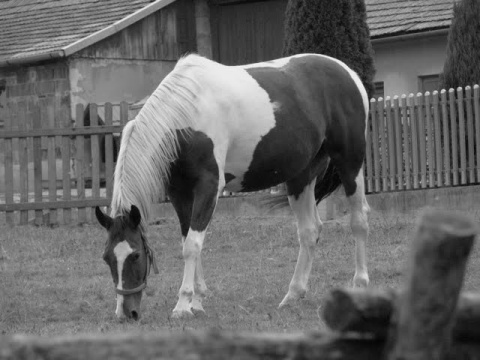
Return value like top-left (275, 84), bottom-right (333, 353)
top-left (172, 230), bottom-right (206, 318)
top-left (172, 173), bottom-right (222, 319)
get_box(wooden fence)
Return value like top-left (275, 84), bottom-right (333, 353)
top-left (2, 84), bottom-right (480, 225)
top-left (365, 84), bottom-right (480, 193)
top-left (0, 102), bottom-right (128, 226)
top-left (1, 209), bottom-right (479, 359)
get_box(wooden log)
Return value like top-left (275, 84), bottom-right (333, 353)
top-left (323, 288), bottom-right (480, 342)
top-left (2, 328), bottom-right (480, 360)
top-left (386, 209), bottom-right (477, 360)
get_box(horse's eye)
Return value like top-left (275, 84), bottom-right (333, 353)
top-left (131, 252), bottom-right (140, 262)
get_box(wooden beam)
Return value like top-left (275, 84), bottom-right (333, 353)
top-left (194, 0), bottom-right (213, 58)
top-left (386, 209), bottom-right (477, 360)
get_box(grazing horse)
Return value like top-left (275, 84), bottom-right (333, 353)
top-left (96, 53), bottom-right (370, 320)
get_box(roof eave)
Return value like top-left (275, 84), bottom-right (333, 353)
top-left (62, 0), bottom-right (177, 57)
top-left (0, 50), bottom-right (66, 68)
top-left (371, 28), bottom-right (449, 44)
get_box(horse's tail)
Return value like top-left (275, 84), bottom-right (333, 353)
top-left (260, 159), bottom-right (342, 211)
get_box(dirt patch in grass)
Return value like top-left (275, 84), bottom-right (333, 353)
top-left (1, 210), bottom-right (479, 336)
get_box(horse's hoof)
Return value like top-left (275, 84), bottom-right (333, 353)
top-left (353, 274), bottom-right (370, 288)
top-left (171, 309), bottom-right (194, 319)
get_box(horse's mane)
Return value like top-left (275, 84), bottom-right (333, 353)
top-left (110, 54), bottom-right (211, 229)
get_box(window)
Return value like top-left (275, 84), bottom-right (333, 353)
top-left (419, 75), bottom-right (440, 94)
top-left (373, 81), bottom-right (384, 100)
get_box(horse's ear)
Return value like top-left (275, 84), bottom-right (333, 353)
top-left (95, 206), bottom-right (113, 229)
top-left (129, 205), bottom-right (141, 229)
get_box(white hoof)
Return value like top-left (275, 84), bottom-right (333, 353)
top-left (171, 308), bottom-right (194, 319)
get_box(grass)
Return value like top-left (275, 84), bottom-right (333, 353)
top-left (1, 209), bottom-right (480, 337)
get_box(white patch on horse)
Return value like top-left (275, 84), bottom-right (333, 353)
top-left (113, 240), bottom-right (133, 318)
top-left (189, 63), bottom-right (278, 192)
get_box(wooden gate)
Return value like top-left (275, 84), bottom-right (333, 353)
top-left (0, 102), bottom-right (128, 226)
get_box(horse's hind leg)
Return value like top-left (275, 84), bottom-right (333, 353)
top-left (336, 163), bottom-right (370, 287)
top-left (347, 168), bottom-right (370, 287)
top-left (279, 177), bottom-right (322, 308)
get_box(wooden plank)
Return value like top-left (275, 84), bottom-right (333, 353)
top-left (416, 93), bottom-right (427, 188)
top-left (76, 104), bottom-right (86, 224)
top-left (371, 99), bottom-right (381, 192)
top-left (18, 105), bottom-right (29, 225)
top-left (393, 96), bottom-right (403, 190)
top-left (4, 103), bottom-right (15, 225)
top-left (409, 94), bottom-right (419, 189)
top-left (0, 198), bottom-right (111, 212)
top-left (457, 87), bottom-right (467, 185)
top-left (47, 98), bottom-right (58, 226)
top-left (385, 97), bottom-right (396, 190)
top-left (104, 103), bottom-right (114, 204)
top-left (61, 105), bottom-right (72, 225)
top-left (401, 95), bottom-right (411, 190)
top-left (465, 86), bottom-right (475, 183)
top-left (475, 85), bottom-right (480, 182)
top-left (378, 98), bottom-right (388, 191)
top-left (0, 126), bottom-right (123, 139)
top-left (449, 89), bottom-right (459, 186)
top-left (90, 104), bottom-right (101, 220)
top-left (441, 90), bottom-right (451, 186)
top-left (424, 91), bottom-right (435, 187)
top-left (432, 91), bottom-right (443, 187)
top-left (32, 104), bottom-right (43, 225)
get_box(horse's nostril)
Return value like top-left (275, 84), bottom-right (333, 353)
top-left (131, 310), bottom-right (139, 321)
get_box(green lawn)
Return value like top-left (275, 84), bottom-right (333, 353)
top-left (1, 209), bottom-right (479, 337)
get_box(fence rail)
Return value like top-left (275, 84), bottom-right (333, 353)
top-left (365, 84), bottom-right (480, 193)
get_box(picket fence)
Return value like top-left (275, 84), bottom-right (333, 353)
top-left (365, 84), bottom-right (480, 193)
top-left (1, 84), bottom-right (480, 225)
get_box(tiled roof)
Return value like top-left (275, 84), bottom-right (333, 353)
top-left (365, 0), bottom-right (456, 38)
top-left (0, 0), bottom-right (456, 65)
top-left (0, 0), bottom-right (158, 64)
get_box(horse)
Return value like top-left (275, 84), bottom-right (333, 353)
top-left (95, 53), bottom-right (371, 320)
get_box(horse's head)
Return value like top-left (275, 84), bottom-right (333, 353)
top-left (95, 205), bottom-right (158, 321)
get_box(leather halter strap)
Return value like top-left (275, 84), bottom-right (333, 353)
top-left (115, 235), bottom-right (159, 296)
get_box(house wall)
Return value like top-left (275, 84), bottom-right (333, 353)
top-left (372, 33), bottom-right (448, 98)
top-left (70, 0), bottom-right (196, 118)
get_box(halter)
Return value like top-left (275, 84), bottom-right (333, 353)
top-left (115, 235), bottom-right (159, 296)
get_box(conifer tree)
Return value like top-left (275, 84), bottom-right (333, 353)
top-left (283, 0), bottom-right (376, 98)
top-left (441, 0), bottom-right (480, 90)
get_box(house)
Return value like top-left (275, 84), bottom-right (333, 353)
top-left (0, 0), bottom-right (456, 127)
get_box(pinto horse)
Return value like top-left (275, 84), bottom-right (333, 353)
top-left (95, 53), bottom-right (370, 320)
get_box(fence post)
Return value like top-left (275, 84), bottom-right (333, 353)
top-left (18, 105), bottom-right (29, 225)
top-left (393, 96), bottom-right (403, 190)
top-left (432, 91), bottom-right (443, 187)
top-left (386, 97), bottom-right (396, 190)
top-left (4, 103), bottom-right (15, 225)
top-left (441, 90), bottom-right (451, 186)
top-left (457, 87), bottom-right (467, 184)
top-left (386, 210), bottom-right (477, 360)
top-left (409, 94), bottom-right (419, 189)
top-left (401, 95), bottom-right (411, 190)
top-left (104, 103), bottom-right (114, 205)
top-left (475, 85), bottom-right (480, 182)
top-left (371, 99), bottom-right (381, 193)
top-left (416, 93), bottom-right (427, 188)
top-left (365, 101), bottom-right (374, 193)
top-left (449, 88), bottom-right (459, 186)
top-left (61, 105), bottom-right (72, 225)
top-left (465, 86), bottom-right (475, 183)
top-left (90, 103), bottom-right (101, 222)
top-left (424, 91), bottom-right (435, 188)
top-left (75, 104), bottom-right (86, 224)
